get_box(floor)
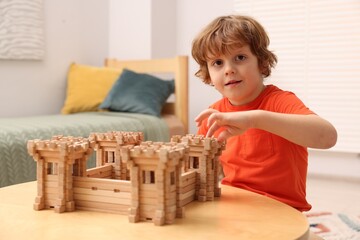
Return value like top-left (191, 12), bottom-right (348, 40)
top-left (306, 174), bottom-right (360, 214)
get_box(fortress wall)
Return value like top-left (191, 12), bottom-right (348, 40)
top-left (85, 165), bottom-right (113, 178)
top-left (179, 170), bottom-right (197, 207)
top-left (73, 176), bottom-right (131, 214)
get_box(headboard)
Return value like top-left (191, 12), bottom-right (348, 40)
top-left (104, 56), bottom-right (189, 133)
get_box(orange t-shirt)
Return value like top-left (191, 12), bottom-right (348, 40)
top-left (198, 85), bottom-right (314, 211)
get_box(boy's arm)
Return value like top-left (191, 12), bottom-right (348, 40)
top-left (252, 110), bottom-right (337, 149)
top-left (198, 110), bottom-right (337, 149)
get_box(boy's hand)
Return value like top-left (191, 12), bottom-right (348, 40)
top-left (195, 109), bottom-right (253, 141)
top-left (195, 108), bottom-right (219, 127)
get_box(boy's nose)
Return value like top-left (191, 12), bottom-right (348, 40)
top-left (225, 62), bottom-right (236, 75)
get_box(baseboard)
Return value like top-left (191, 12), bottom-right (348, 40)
top-left (307, 172), bottom-right (360, 183)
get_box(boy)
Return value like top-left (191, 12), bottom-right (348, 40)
top-left (192, 15), bottom-right (337, 211)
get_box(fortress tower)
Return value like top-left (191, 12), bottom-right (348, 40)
top-left (89, 132), bottom-right (143, 180)
top-left (171, 134), bottom-right (225, 201)
top-left (120, 141), bottom-right (188, 225)
top-left (27, 136), bottom-right (94, 213)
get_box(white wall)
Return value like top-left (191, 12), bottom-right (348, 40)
top-left (109, 0), bottom-right (151, 59)
top-left (151, 0), bottom-right (176, 58)
top-left (308, 150), bottom-right (360, 180)
top-left (108, 0), bottom-right (176, 60)
top-left (0, 0), bottom-right (109, 117)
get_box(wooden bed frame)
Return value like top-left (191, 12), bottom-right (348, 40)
top-left (105, 56), bottom-right (189, 133)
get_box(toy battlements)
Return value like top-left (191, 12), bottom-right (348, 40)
top-left (27, 132), bottom-right (225, 226)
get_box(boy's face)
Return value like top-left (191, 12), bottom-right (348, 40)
top-left (206, 45), bottom-right (264, 106)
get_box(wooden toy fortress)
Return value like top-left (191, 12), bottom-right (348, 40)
top-left (27, 132), bottom-right (225, 226)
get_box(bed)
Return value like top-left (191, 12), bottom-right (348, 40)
top-left (0, 56), bottom-right (189, 188)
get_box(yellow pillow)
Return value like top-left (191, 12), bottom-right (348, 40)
top-left (61, 63), bottom-right (122, 114)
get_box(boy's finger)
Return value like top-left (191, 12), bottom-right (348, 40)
top-left (218, 129), bottom-right (231, 142)
top-left (206, 121), bottom-right (220, 137)
top-left (195, 109), bottom-right (218, 127)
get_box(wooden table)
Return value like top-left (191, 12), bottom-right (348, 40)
top-left (0, 181), bottom-right (309, 240)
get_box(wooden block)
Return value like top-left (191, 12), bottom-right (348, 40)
top-left (54, 205), bottom-right (66, 213)
top-left (33, 202), bottom-right (44, 211)
top-left (66, 201), bottom-right (75, 211)
top-left (76, 199), bottom-right (130, 214)
top-left (165, 213), bottom-right (176, 224)
top-left (180, 186), bottom-right (196, 198)
top-left (198, 196), bottom-right (207, 202)
top-left (165, 197), bottom-right (176, 206)
top-left (176, 206), bottom-right (185, 218)
top-left (128, 215), bottom-right (139, 223)
top-left (154, 210), bottom-right (165, 226)
top-left (206, 195), bottom-right (214, 201)
top-left (179, 194), bottom-right (195, 207)
top-left (214, 188), bottom-right (221, 197)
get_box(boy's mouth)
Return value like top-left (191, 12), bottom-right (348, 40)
top-left (225, 80), bottom-right (242, 86)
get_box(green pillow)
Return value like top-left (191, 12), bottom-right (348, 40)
top-left (99, 69), bottom-right (174, 117)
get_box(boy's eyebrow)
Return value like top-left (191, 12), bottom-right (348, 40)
top-left (204, 53), bottom-right (220, 60)
top-left (206, 55), bottom-right (223, 62)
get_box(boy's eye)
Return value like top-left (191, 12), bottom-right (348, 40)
top-left (212, 59), bottom-right (223, 66)
top-left (235, 55), bottom-right (246, 61)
